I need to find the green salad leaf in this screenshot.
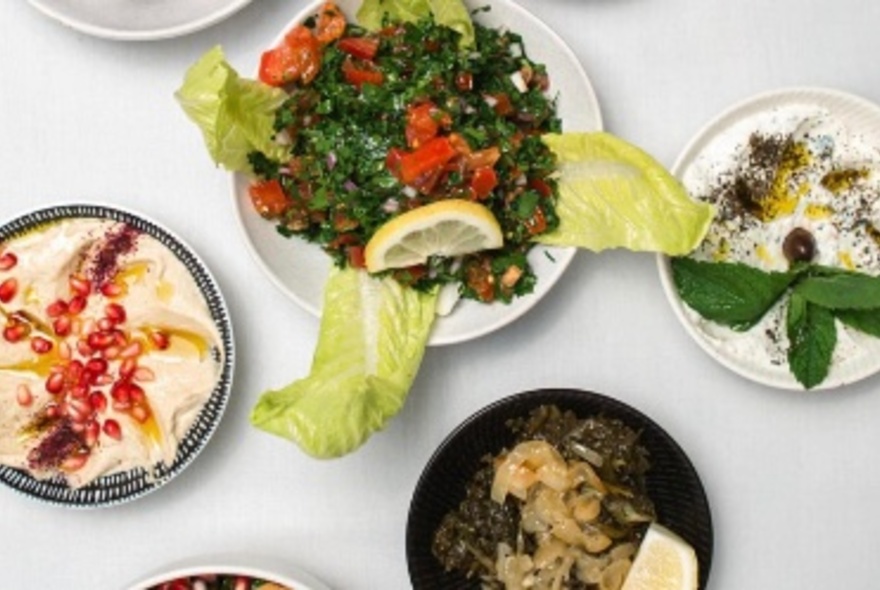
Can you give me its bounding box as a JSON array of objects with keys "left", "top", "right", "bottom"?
[
  {"left": 175, "top": 46, "right": 288, "bottom": 173},
  {"left": 356, "top": 0, "right": 475, "bottom": 47},
  {"left": 536, "top": 132, "right": 715, "bottom": 255},
  {"left": 250, "top": 267, "right": 438, "bottom": 458}
]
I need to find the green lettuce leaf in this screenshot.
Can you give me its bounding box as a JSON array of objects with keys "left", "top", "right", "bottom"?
[
  {"left": 250, "top": 267, "right": 438, "bottom": 458},
  {"left": 536, "top": 132, "right": 715, "bottom": 255},
  {"left": 356, "top": 0, "right": 475, "bottom": 47},
  {"left": 175, "top": 46, "right": 288, "bottom": 173}
]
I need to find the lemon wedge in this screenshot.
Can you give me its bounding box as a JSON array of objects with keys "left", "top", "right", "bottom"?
[
  {"left": 621, "top": 523, "right": 699, "bottom": 590},
  {"left": 364, "top": 199, "right": 503, "bottom": 273}
]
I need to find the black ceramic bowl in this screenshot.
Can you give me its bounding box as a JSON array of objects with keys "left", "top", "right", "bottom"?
[{"left": 406, "top": 388, "right": 713, "bottom": 589}]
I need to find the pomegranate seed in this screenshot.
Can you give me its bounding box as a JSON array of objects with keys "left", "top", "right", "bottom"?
[
  {"left": 69, "top": 274, "right": 91, "bottom": 297},
  {"left": 87, "top": 331, "right": 114, "bottom": 350},
  {"left": 150, "top": 331, "right": 170, "bottom": 350},
  {"left": 3, "top": 321, "right": 29, "bottom": 343},
  {"left": 111, "top": 329, "right": 128, "bottom": 347},
  {"left": 58, "top": 341, "right": 72, "bottom": 360},
  {"left": 0, "top": 252, "right": 17, "bottom": 271},
  {"left": 119, "top": 358, "right": 137, "bottom": 378},
  {"left": 89, "top": 391, "right": 107, "bottom": 413},
  {"left": 103, "top": 345, "right": 120, "bottom": 360},
  {"left": 53, "top": 316, "right": 72, "bottom": 337},
  {"left": 105, "top": 303, "right": 126, "bottom": 324},
  {"left": 97, "top": 318, "right": 114, "bottom": 331},
  {"left": 128, "top": 383, "right": 145, "bottom": 403},
  {"left": 130, "top": 405, "right": 149, "bottom": 423},
  {"left": 85, "top": 358, "right": 108, "bottom": 376},
  {"left": 45, "top": 404, "right": 60, "bottom": 419},
  {"left": 61, "top": 453, "right": 88, "bottom": 471},
  {"left": 16, "top": 384, "right": 33, "bottom": 407},
  {"left": 45, "top": 372, "right": 65, "bottom": 394},
  {"left": 70, "top": 317, "right": 83, "bottom": 335},
  {"left": 30, "top": 336, "right": 53, "bottom": 354},
  {"left": 46, "top": 299, "right": 68, "bottom": 317},
  {"left": 95, "top": 374, "right": 113, "bottom": 386},
  {"left": 67, "top": 295, "right": 87, "bottom": 316},
  {"left": 120, "top": 341, "right": 143, "bottom": 359},
  {"left": 0, "top": 278, "right": 18, "bottom": 303},
  {"left": 67, "top": 360, "right": 84, "bottom": 383},
  {"left": 84, "top": 420, "right": 100, "bottom": 447},
  {"left": 102, "top": 419, "right": 122, "bottom": 440},
  {"left": 79, "top": 370, "right": 96, "bottom": 387},
  {"left": 70, "top": 385, "right": 88, "bottom": 399},
  {"left": 100, "top": 281, "right": 126, "bottom": 298},
  {"left": 133, "top": 366, "right": 156, "bottom": 382},
  {"left": 81, "top": 317, "right": 96, "bottom": 335},
  {"left": 70, "top": 420, "right": 85, "bottom": 433},
  {"left": 69, "top": 396, "right": 92, "bottom": 415},
  {"left": 110, "top": 381, "right": 131, "bottom": 403},
  {"left": 76, "top": 339, "right": 93, "bottom": 357}
]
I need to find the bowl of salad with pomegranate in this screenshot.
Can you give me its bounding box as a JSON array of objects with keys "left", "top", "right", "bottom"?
[{"left": 177, "top": 0, "right": 713, "bottom": 458}]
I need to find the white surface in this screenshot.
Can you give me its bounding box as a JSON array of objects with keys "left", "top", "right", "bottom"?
[
  {"left": 659, "top": 87, "right": 880, "bottom": 391},
  {"left": 232, "top": 0, "right": 597, "bottom": 346},
  {"left": 1, "top": 1, "right": 879, "bottom": 589},
  {"left": 28, "top": 0, "right": 252, "bottom": 41}
]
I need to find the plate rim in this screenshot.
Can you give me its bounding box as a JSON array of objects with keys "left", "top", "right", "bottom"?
[
  {"left": 405, "top": 387, "right": 714, "bottom": 589},
  {"left": 657, "top": 85, "right": 880, "bottom": 391},
  {"left": 0, "top": 201, "right": 235, "bottom": 508},
  {"left": 229, "top": 0, "right": 601, "bottom": 347},
  {"left": 27, "top": 0, "right": 252, "bottom": 41}
]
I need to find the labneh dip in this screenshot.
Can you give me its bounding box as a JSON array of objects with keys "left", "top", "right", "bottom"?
[
  {"left": 0, "top": 218, "right": 223, "bottom": 488},
  {"left": 679, "top": 101, "right": 880, "bottom": 383}
]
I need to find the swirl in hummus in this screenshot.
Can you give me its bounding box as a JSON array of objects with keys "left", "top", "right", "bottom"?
[{"left": 0, "top": 218, "right": 223, "bottom": 488}]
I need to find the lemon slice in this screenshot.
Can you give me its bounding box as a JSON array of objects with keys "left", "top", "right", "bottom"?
[
  {"left": 364, "top": 199, "right": 503, "bottom": 273},
  {"left": 621, "top": 523, "right": 699, "bottom": 590}
]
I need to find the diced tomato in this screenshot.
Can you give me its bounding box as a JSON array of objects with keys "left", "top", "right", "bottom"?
[
  {"left": 385, "top": 147, "right": 405, "bottom": 176},
  {"left": 488, "top": 92, "right": 514, "bottom": 116},
  {"left": 314, "top": 1, "right": 346, "bottom": 44},
  {"left": 259, "top": 25, "right": 321, "bottom": 86},
  {"left": 524, "top": 206, "right": 548, "bottom": 235},
  {"left": 341, "top": 58, "right": 384, "bottom": 88},
  {"left": 465, "top": 258, "right": 496, "bottom": 303},
  {"left": 405, "top": 102, "right": 450, "bottom": 149},
  {"left": 393, "top": 265, "right": 428, "bottom": 285},
  {"left": 455, "top": 71, "right": 473, "bottom": 91},
  {"left": 464, "top": 146, "right": 501, "bottom": 170},
  {"left": 529, "top": 177, "right": 553, "bottom": 198},
  {"left": 470, "top": 167, "right": 498, "bottom": 200},
  {"left": 347, "top": 245, "right": 366, "bottom": 269},
  {"left": 337, "top": 36, "right": 380, "bottom": 60},
  {"left": 249, "top": 180, "right": 290, "bottom": 218},
  {"left": 397, "top": 137, "right": 457, "bottom": 185}
]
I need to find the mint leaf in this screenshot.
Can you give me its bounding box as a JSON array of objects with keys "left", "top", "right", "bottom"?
[
  {"left": 835, "top": 308, "right": 880, "bottom": 337},
  {"left": 793, "top": 272, "right": 880, "bottom": 310},
  {"left": 786, "top": 293, "right": 837, "bottom": 389},
  {"left": 670, "top": 258, "right": 798, "bottom": 330}
]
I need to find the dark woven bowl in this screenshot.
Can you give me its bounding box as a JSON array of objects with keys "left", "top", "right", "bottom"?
[
  {"left": 0, "top": 203, "right": 234, "bottom": 508},
  {"left": 406, "top": 388, "right": 713, "bottom": 589}
]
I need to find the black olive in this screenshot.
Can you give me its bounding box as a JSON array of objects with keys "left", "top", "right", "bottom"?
[{"left": 783, "top": 227, "right": 816, "bottom": 263}]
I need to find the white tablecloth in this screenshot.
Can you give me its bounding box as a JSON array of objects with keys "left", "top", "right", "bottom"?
[{"left": 1, "top": 1, "right": 879, "bottom": 588}]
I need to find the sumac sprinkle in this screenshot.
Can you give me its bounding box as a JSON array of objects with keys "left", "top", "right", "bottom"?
[
  {"left": 88, "top": 224, "right": 140, "bottom": 288},
  {"left": 27, "top": 421, "right": 85, "bottom": 471}
]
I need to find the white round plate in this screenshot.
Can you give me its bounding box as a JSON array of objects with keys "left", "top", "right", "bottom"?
[
  {"left": 232, "top": 0, "right": 602, "bottom": 346},
  {"left": 126, "top": 554, "right": 330, "bottom": 590},
  {"left": 658, "top": 87, "right": 880, "bottom": 390},
  {"left": 28, "top": 0, "right": 251, "bottom": 41}
]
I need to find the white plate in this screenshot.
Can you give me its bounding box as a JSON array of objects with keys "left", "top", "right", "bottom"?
[
  {"left": 658, "top": 87, "right": 880, "bottom": 390},
  {"left": 126, "top": 554, "right": 330, "bottom": 590},
  {"left": 28, "top": 0, "right": 251, "bottom": 41},
  {"left": 232, "top": 0, "right": 602, "bottom": 346}
]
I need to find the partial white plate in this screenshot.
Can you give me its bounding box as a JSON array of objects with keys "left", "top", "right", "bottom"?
[
  {"left": 658, "top": 87, "right": 880, "bottom": 390},
  {"left": 232, "top": 0, "right": 602, "bottom": 346},
  {"left": 28, "top": 0, "right": 252, "bottom": 41},
  {"left": 126, "top": 554, "right": 330, "bottom": 590}
]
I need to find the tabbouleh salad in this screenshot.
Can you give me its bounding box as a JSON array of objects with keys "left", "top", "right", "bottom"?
[{"left": 246, "top": 1, "right": 562, "bottom": 304}]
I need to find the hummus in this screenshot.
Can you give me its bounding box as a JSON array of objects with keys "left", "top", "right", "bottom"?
[
  {"left": 680, "top": 103, "right": 880, "bottom": 384},
  {"left": 0, "top": 218, "right": 223, "bottom": 488}
]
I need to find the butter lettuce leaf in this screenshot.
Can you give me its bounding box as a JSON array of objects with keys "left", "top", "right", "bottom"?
[
  {"left": 250, "top": 267, "right": 437, "bottom": 458},
  {"left": 536, "top": 132, "right": 715, "bottom": 255},
  {"left": 175, "top": 46, "right": 288, "bottom": 173},
  {"left": 356, "top": 0, "right": 474, "bottom": 47}
]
